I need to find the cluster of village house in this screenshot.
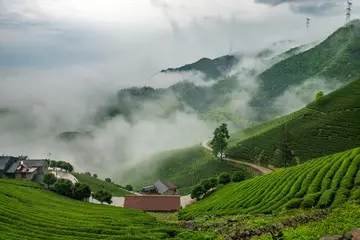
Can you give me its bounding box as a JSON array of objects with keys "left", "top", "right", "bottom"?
[
  {"left": 0, "top": 156, "right": 48, "bottom": 181},
  {"left": 0, "top": 156, "right": 184, "bottom": 212}
]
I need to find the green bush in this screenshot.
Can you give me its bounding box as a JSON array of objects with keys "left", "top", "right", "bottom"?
[
  {"left": 301, "top": 193, "right": 322, "bottom": 209},
  {"left": 54, "top": 179, "right": 73, "bottom": 196},
  {"left": 332, "top": 188, "right": 350, "bottom": 207},
  {"left": 283, "top": 198, "right": 303, "bottom": 209},
  {"left": 350, "top": 188, "right": 360, "bottom": 201},
  {"left": 219, "top": 173, "right": 231, "bottom": 185},
  {"left": 200, "top": 179, "right": 212, "bottom": 191},
  {"left": 232, "top": 170, "right": 246, "bottom": 182},
  {"left": 318, "top": 190, "right": 336, "bottom": 208},
  {"left": 191, "top": 185, "right": 205, "bottom": 200}
]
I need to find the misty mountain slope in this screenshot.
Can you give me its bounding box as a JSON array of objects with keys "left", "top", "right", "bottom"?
[
  {"left": 179, "top": 147, "right": 360, "bottom": 220},
  {"left": 72, "top": 173, "right": 133, "bottom": 197},
  {"left": 226, "top": 77, "right": 360, "bottom": 168},
  {"left": 0, "top": 179, "right": 214, "bottom": 239},
  {"left": 254, "top": 19, "right": 360, "bottom": 105},
  {"left": 161, "top": 55, "right": 240, "bottom": 80},
  {"left": 117, "top": 146, "right": 254, "bottom": 195}
]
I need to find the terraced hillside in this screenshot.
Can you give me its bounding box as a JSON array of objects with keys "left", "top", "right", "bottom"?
[
  {"left": 254, "top": 19, "right": 360, "bottom": 104},
  {"left": 118, "top": 146, "right": 254, "bottom": 195},
  {"left": 179, "top": 148, "right": 360, "bottom": 220},
  {"left": 72, "top": 173, "right": 133, "bottom": 197},
  {"left": 227, "top": 77, "right": 360, "bottom": 167},
  {"left": 0, "top": 179, "right": 217, "bottom": 240}
]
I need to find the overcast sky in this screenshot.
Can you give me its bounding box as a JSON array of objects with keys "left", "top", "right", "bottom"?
[{"left": 0, "top": 0, "right": 357, "bottom": 72}]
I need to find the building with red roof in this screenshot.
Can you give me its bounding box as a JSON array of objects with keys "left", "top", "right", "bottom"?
[{"left": 124, "top": 195, "right": 181, "bottom": 212}]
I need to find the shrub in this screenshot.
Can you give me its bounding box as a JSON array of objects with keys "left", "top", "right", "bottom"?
[
  {"left": 105, "top": 178, "right": 111, "bottom": 183},
  {"left": 301, "top": 193, "right": 322, "bottom": 209},
  {"left": 283, "top": 198, "right": 303, "bottom": 209},
  {"left": 318, "top": 190, "right": 336, "bottom": 208},
  {"left": 92, "top": 190, "right": 112, "bottom": 204},
  {"left": 72, "top": 182, "right": 91, "bottom": 200},
  {"left": 332, "top": 188, "right": 349, "bottom": 207},
  {"left": 125, "top": 185, "right": 133, "bottom": 191},
  {"left": 42, "top": 172, "right": 57, "bottom": 188},
  {"left": 191, "top": 185, "right": 205, "bottom": 200},
  {"left": 200, "top": 179, "right": 212, "bottom": 191},
  {"left": 93, "top": 174, "right": 98, "bottom": 178},
  {"left": 219, "top": 173, "right": 231, "bottom": 185},
  {"left": 350, "top": 188, "right": 360, "bottom": 201},
  {"left": 55, "top": 179, "right": 73, "bottom": 196},
  {"left": 232, "top": 170, "right": 246, "bottom": 182},
  {"left": 209, "top": 177, "right": 218, "bottom": 188}
]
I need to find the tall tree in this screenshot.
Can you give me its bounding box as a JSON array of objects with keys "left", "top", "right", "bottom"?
[
  {"left": 211, "top": 123, "right": 230, "bottom": 160},
  {"left": 72, "top": 182, "right": 91, "bottom": 201},
  {"left": 92, "top": 190, "right": 112, "bottom": 204}
]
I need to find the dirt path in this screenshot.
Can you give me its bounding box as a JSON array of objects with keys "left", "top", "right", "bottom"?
[{"left": 201, "top": 140, "right": 273, "bottom": 175}]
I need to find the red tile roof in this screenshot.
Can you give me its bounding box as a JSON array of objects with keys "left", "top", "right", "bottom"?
[
  {"left": 166, "top": 181, "right": 177, "bottom": 189},
  {"left": 124, "top": 195, "right": 181, "bottom": 212}
]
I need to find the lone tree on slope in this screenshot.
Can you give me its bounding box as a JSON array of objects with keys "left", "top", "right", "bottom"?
[
  {"left": 211, "top": 123, "right": 230, "bottom": 160},
  {"left": 92, "top": 190, "right": 112, "bottom": 204},
  {"left": 42, "top": 172, "right": 57, "bottom": 188},
  {"left": 315, "top": 91, "right": 324, "bottom": 102}
]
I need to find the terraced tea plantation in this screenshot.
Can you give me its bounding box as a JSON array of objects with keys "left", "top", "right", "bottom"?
[
  {"left": 179, "top": 148, "right": 360, "bottom": 220},
  {"left": 72, "top": 173, "right": 132, "bottom": 197},
  {"left": 118, "top": 146, "right": 253, "bottom": 194},
  {"left": 0, "top": 179, "right": 216, "bottom": 240},
  {"left": 226, "top": 77, "right": 360, "bottom": 167}
]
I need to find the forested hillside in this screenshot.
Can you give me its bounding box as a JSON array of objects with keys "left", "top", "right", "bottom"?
[
  {"left": 254, "top": 19, "right": 360, "bottom": 105},
  {"left": 227, "top": 77, "right": 360, "bottom": 167}
]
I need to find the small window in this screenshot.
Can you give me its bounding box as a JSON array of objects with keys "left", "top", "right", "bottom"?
[{"left": 21, "top": 173, "right": 26, "bottom": 178}]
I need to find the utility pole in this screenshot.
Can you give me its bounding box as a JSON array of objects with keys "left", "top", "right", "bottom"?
[
  {"left": 306, "top": 17, "right": 310, "bottom": 29},
  {"left": 346, "top": 0, "right": 353, "bottom": 23}
]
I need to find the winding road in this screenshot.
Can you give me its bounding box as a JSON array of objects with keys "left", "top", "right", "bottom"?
[{"left": 201, "top": 140, "right": 273, "bottom": 175}]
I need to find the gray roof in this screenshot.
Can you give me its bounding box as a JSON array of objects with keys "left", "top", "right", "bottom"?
[
  {"left": 23, "top": 159, "right": 47, "bottom": 167},
  {"left": 6, "top": 161, "right": 20, "bottom": 173},
  {"left": 0, "top": 157, "right": 11, "bottom": 170},
  {"left": 142, "top": 185, "right": 156, "bottom": 191},
  {"left": 154, "top": 180, "right": 170, "bottom": 194}
]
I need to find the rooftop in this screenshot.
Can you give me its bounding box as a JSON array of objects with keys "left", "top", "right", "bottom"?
[{"left": 124, "top": 195, "right": 181, "bottom": 212}]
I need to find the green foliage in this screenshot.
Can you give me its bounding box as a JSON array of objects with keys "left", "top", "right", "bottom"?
[
  {"left": 105, "top": 178, "right": 111, "bottom": 183},
  {"left": 227, "top": 77, "right": 360, "bottom": 168},
  {"left": 200, "top": 179, "right": 212, "bottom": 191},
  {"left": 191, "top": 185, "right": 205, "bottom": 200},
  {"left": 50, "top": 160, "right": 74, "bottom": 172},
  {"left": 210, "top": 177, "right": 219, "bottom": 189},
  {"left": 71, "top": 182, "right": 91, "bottom": 200},
  {"left": 0, "top": 180, "right": 214, "bottom": 239},
  {"left": 17, "top": 155, "right": 29, "bottom": 160},
  {"left": 92, "top": 190, "right": 112, "bottom": 204},
  {"left": 179, "top": 148, "right": 360, "bottom": 220},
  {"left": 93, "top": 174, "right": 98, "bottom": 178},
  {"left": 73, "top": 173, "right": 132, "bottom": 197},
  {"left": 125, "top": 184, "right": 133, "bottom": 191},
  {"left": 315, "top": 91, "right": 325, "bottom": 102},
  {"left": 211, "top": 123, "right": 230, "bottom": 160},
  {"left": 54, "top": 179, "right": 73, "bottom": 196},
  {"left": 232, "top": 170, "right": 246, "bottom": 183},
  {"left": 256, "top": 202, "right": 360, "bottom": 240},
  {"left": 218, "top": 173, "right": 231, "bottom": 185},
  {"left": 118, "top": 146, "right": 252, "bottom": 195},
  {"left": 42, "top": 172, "right": 57, "bottom": 188}
]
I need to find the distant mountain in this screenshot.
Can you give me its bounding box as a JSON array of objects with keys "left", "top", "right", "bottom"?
[
  {"left": 161, "top": 55, "right": 240, "bottom": 80},
  {"left": 254, "top": 20, "right": 360, "bottom": 106}
]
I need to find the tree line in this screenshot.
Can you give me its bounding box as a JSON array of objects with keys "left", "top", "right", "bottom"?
[
  {"left": 49, "top": 160, "right": 74, "bottom": 172},
  {"left": 42, "top": 172, "right": 112, "bottom": 204}
]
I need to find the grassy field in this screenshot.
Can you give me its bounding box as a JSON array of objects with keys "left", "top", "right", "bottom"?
[
  {"left": 179, "top": 147, "right": 360, "bottom": 220},
  {"left": 226, "top": 77, "right": 360, "bottom": 167},
  {"left": 73, "top": 173, "right": 133, "bottom": 197},
  {"left": 0, "top": 179, "right": 219, "bottom": 240},
  {"left": 118, "top": 146, "right": 254, "bottom": 195}
]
